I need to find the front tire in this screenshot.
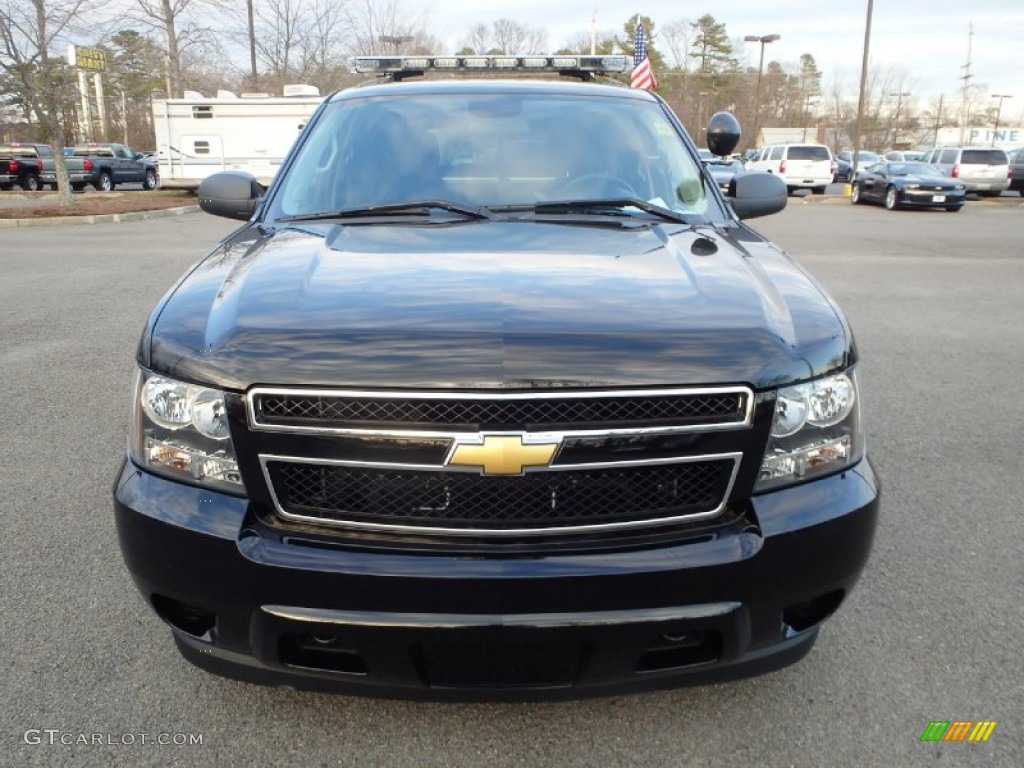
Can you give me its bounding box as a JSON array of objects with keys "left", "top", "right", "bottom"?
[
  {"left": 143, "top": 169, "right": 158, "bottom": 190},
  {"left": 97, "top": 171, "right": 113, "bottom": 192},
  {"left": 946, "top": 205, "right": 962, "bottom": 212},
  {"left": 812, "top": 186, "right": 826, "bottom": 195},
  {"left": 884, "top": 186, "right": 899, "bottom": 211},
  {"left": 850, "top": 184, "right": 862, "bottom": 204}
]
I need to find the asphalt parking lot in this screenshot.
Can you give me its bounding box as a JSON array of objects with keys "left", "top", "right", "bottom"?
[{"left": 2, "top": 199, "right": 1022, "bottom": 767}]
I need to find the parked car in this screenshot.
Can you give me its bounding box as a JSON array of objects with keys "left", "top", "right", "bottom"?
[
  {"left": 1007, "top": 147, "right": 1024, "bottom": 195},
  {"left": 851, "top": 161, "right": 966, "bottom": 211},
  {"left": 834, "top": 150, "right": 879, "bottom": 183},
  {"left": 883, "top": 150, "right": 924, "bottom": 162},
  {"left": 114, "top": 54, "right": 877, "bottom": 699},
  {"left": 704, "top": 157, "right": 745, "bottom": 193},
  {"left": 745, "top": 142, "right": 834, "bottom": 195},
  {"left": 70, "top": 142, "right": 159, "bottom": 191},
  {"left": 919, "top": 146, "right": 1010, "bottom": 196}
]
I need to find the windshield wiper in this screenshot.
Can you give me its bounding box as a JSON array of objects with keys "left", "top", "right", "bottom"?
[
  {"left": 497, "top": 198, "right": 696, "bottom": 225},
  {"left": 278, "top": 200, "right": 495, "bottom": 222}
]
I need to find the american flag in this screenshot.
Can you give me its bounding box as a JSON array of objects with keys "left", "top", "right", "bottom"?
[{"left": 630, "top": 20, "right": 656, "bottom": 90}]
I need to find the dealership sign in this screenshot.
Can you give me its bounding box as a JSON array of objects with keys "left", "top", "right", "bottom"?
[{"left": 936, "top": 127, "right": 1022, "bottom": 148}]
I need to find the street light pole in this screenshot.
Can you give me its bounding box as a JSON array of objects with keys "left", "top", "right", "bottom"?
[
  {"left": 743, "top": 34, "right": 780, "bottom": 148},
  {"left": 991, "top": 94, "right": 1012, "bottom": 145},
  {"left": 379, "top": 35, "right": 414, "bottom": 53}
]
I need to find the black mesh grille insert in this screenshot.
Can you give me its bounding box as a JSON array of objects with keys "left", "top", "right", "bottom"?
[
  {"left": 254, "top": 391, "right": 746, "bottom": 431},
  {"left": 266, "top": 460, "right": 734, "bottom": 531}
]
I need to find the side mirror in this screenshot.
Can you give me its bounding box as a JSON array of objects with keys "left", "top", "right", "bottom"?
[
  {"left": 728, "top": 172, "right": 787, "bottom": 220},
  {"left": 706, "top": 112, "right": 741, "bottom": 158},
  {"left": 198, "top": 171, "right": 262, "bottom": 220}
]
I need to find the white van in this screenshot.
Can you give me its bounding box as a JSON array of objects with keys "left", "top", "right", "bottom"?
[{"left": 747, "top": 143, "right": 834, "bottom": 195}]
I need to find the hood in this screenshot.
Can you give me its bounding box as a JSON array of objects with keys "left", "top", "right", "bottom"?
[{"left": 145, "top": 219, "right": 851, "bottom": 391}]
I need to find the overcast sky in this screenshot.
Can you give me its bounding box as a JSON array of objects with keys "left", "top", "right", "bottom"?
[{"left": 422, "top": 0, "right": 1024, "bottom": 123}]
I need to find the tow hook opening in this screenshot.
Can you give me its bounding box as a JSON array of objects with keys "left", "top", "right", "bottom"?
[
  {"left": 151, "top": 594, "right": 216, "bottom": 638},
  {"left": 635, "top": 629, "right": 722, "bottom": 672},
  {"left": 783, "top": 589, "right": 845, "bottom": 633},
  {"left": 279, "top": 633, "right": 369, "bottom": 675}
]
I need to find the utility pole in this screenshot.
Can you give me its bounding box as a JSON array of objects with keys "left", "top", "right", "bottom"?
[
  {"left": 247, "top": 0, "right": 258, "bottom": 90},
  {"left": 852, "top": 0, "right": 873, "bottom": 182},
  {"left": 933, "top": 93, "right": 943, "bottom": 146},
  {"left": 887, "top": 91, "right": 910, "bottom": 148},
  {"left": 958, "top": 21, "right": 974, "bottom": 145},
  {"left": 991, "top": 94, "right": 1012, "bottom": 145}
]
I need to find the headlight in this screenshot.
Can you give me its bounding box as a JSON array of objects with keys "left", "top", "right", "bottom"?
[
  {"left": 130, "top": 369, "right": 243, "bottom": 493},
  {"left": 905, "top": 183, "right": 920, "bottom": 190},
  {"left": 755, "top": 369, "right": 863, "bottom": 492}
]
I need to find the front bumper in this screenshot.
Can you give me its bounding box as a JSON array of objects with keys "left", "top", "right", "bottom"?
[
  {"left": 899, "top": 190, "right": 966, "bottom": 208},
  {"left": 114, "top": 458, "right": 879, "bottom": 700}
]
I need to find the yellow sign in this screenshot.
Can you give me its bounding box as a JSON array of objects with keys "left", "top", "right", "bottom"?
[
  {"left": 448, "top": 435, "right": 559, "bottom": 475},
  {"left": 68, "top": 45, "right": 106, "bottom": 71}
]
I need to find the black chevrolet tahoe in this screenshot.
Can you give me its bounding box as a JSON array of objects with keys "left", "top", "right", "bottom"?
[{"left": 114, "top": 55, "right": 878, "bottom": 700}]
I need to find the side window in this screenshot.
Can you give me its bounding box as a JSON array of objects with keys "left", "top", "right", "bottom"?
[
  {"left": 770, "top": 146, "right": 784, "bottom": 160},
  {"left": 940, "top": 149, "right": 958, "bottom": 164}
]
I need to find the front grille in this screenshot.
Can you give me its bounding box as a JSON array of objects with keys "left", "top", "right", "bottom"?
[
  {"left": 251, "top": 389, "right": 748, "bottom": 432},
  {"left": 264, "top": 459, "right": 735, "bottom": 533}
]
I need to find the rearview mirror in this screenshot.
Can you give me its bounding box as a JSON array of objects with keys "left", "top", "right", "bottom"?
[
  {"left": 198, "top": 171, "right": 262, "bottom": 220},
  {"left": 728, "top": 172, "right": 787, "bottom": 220}
]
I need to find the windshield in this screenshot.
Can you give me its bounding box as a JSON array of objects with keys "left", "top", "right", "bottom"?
[
  {"left": 889, "top": 162, "right": 941, "bottom": 176},
  {"left": 270, "top": 90, "right": 714, "bottom": 221},
  {"left": 787, "top": 146, "right": 830, "bottom": 161},
  {"left": 960, "top": 149, "right": 1007, "bottom": 165}
]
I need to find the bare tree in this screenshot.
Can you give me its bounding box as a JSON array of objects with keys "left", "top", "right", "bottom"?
[
  {"left": 253, "top": 0, "right": 303, "bottom": 82},
  {"left": 555, "top": 29, "right": 617, "bottom": 55},
  {"left": 131, "top": 0, "right": 215, "bottom": 97},
  {"left": 341, "top": 0, "right": 427, "bottom": 55},
  {"left": 457, "top": 19, "right": 546, "bottom": 55},
  {"left": 1, "top": 0, "right": 100, "bottom": 204},
  {"left": 458, "top": 22, "right": 489, "bottom": 55},
  {"left": 659, "top": 19, "right": 692, "bottom": 71}
]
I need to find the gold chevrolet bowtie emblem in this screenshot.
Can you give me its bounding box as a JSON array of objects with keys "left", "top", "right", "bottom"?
[{"left": 447, "top": 435, "right": 559, "bottom": 475}]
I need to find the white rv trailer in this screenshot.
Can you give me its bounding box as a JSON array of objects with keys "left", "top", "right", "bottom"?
[{"left": 152, "top": 85, "right": 324, "bottom": 189}]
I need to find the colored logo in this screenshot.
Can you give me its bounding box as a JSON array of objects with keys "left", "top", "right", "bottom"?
[
  {"left": 920, "top": 721, "right": 996, "bottom": 743},
  {"left": 447, "top": 434, "right": 559, "bottom": 475}
]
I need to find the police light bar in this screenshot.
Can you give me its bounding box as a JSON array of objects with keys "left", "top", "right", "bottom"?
[{"left": 350, "top": 55, "right": 629, "bottom": 76}]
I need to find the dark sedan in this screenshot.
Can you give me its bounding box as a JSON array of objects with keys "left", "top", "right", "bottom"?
[
  {"left": 834, "top": 150, "right": 879, "bottom": 183},
  {"left": 704, "top": 158, "right": 745, "bottom": 193},
  {"left": 851, "top": 161, "right": 966, "bottom": 211}
]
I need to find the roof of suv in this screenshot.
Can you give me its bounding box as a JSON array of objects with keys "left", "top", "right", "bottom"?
[{"left": 329, "top": 77, "right": 655, "bottom": 103}]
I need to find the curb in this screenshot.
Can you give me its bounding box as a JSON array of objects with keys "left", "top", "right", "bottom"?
[{"left": 0, "top": 204, "right": 199, "bottom": 228}]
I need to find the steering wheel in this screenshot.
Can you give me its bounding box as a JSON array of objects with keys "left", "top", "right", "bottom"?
[{"left": 557, "top": 173, "right": 639, "bottom": 200}]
